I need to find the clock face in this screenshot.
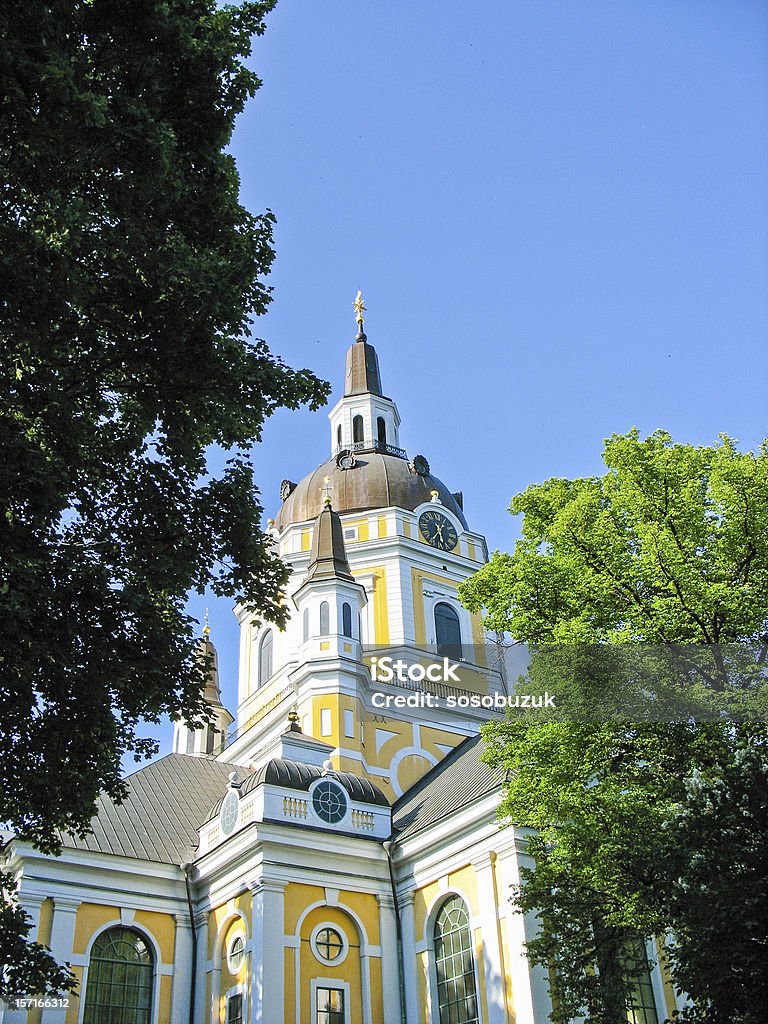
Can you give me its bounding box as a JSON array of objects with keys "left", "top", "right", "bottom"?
[{"left": 418, "top": 510, "right": 458, "bottom": 551}]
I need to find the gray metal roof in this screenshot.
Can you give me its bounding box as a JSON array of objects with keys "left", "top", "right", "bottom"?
[
  {"left": 392, "top": 735, "right": 504, "bottom": 842},
  {"left": 59, "top": 754, "right": 242, "bottom": 865}
]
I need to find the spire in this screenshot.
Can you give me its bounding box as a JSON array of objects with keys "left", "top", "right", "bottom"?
[
  {"left": 304, "top": 497, "right": 355, "bottom": 585},
  {"left": 344, "top": 290, "right": 383, "bottom": 397},
  {"left": 198, "top": 622, "right": 223, "bottom": 705}
]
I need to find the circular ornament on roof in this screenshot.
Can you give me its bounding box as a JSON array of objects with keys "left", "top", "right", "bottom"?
[
  {"left": 311, "top": 778, "right": 349, "bottom": 824},
  {"left": 219, "top": 789, "right": 240, "bottom": 837},
  {"left": 280, "top": 479, "right": 297, "bottom": 502},
  {"left": 410, "top": 454, "right": 430, "bottom": 476},
  {"left": 335, "top": 449, "right": 357, "bottom": 471}
]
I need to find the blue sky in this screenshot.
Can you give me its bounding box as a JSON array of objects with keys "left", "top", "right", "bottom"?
[{"left": 148, "top": 1, "right": 768, "bottom": 759}]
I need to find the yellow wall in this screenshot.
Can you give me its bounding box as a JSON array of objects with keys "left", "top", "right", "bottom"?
[{"left": 345, "top": 518, "right": 370, "bottom": 542}]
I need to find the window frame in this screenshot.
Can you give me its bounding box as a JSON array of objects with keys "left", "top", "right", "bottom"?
[
  {"left": 341, "top": 602, "right": 353, "bottom": 638},
  {"left": 227, "top": 931, "right": 247, "bottom": 975},
  {"left": 224, "top": 984, "right": 246, "bottom": 1024},
  {"left": 310, "top": 922, "right": 349, "bottom": 967},
  {"left": 433, "top": 601, "right": 463, "bottom": 660},
  {"left": 310, "top": 978, "right": 350, "bottom": 1024},
  {"left": 258, "top": 629, "right": 273, "bottom": 687}
]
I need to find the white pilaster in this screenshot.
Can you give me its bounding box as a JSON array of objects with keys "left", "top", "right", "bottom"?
[
  {"left": 473, "top": 852, "right": 508, "bottom": 1024},
  {"left": 497, "top": 840, "right": 552, "bottom": 1024},
  {"left": 193, "top": 910, "right": 208, "bottom": 1024},
  {"left": 250, "top": 880, "right": 285, "bottom": 1024},
  {"left": 399, "top": 891, "right": 420, "bottom": 1024},
  {"left": 40, "top": 898, "right": 79, "bottom": 1024},
  {"left": 1, "top": 895, "right": 46, "bottom": 1024},
  {"left": 377, "top": 894, "right": 401, "bottom": 1024},
  {"left": 170, "top": 915, "right": 194, "bottom": 1024}
]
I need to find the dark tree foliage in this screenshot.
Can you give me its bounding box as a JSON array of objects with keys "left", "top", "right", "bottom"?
[{"left": 0, "top": 0, "right": 328, "bottom": 995}]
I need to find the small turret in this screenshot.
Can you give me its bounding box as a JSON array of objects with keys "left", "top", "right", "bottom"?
[
  {"left": 173, "top": 617, "right": 234, "bottom": 757},
  {"left": 293, "top": 493, "right": 367, "bottom": 659},
  {"left": 303, "top": 489, "right": 356, "bottom": 585}
]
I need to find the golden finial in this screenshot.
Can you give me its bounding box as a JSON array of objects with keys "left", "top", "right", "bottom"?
[
  {"left": 353, "top": 290, "right": 366, "bottom": 327},
  {"left": 430, "top": 489, "right": 440, "bottom": 503},
  {"left": 203, "top": 608, "right": 211, "bottom": 637},
  {"left": 322, "top": 475, "right": 333, "bottom": 507}
]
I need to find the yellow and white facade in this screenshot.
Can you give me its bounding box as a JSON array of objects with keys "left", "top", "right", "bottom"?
[{"left": 2, "top": 314, "right": 681, "bottom": 1024}]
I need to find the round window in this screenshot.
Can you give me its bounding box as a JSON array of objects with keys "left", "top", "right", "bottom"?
[
  {"left": 314, "top": 927, "right": 343, "bottom": 962},
  {"left": 310, "top": 923, "right": 348, "bottom": 966},
  {"left": 311, "top": 779, "right": 348, "bottom": 824},
  {"left": 220, "top": 790, "right": 240, "bottom": 837},
  {"left": 228, "top": 934, "right": 245, "bottom": 973}
]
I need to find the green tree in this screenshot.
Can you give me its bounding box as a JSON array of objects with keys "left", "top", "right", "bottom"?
[
  {"left": 0, "top": 0, "right": 328, "bottom": 997},
  {"left": 459, "top": 431, "right": 768, "bottom": 1024}
]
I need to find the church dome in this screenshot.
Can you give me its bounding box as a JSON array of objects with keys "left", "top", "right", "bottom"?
[{"left": 274, "top": 452, "right": 467, "bottom": 531}]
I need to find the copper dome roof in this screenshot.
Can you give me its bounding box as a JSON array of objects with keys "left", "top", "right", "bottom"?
[{"left": 274, "top": 452, "right": 467, "bottom": 531}]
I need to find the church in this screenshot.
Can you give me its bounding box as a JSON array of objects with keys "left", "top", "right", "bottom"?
[{"left": 3, "top": 301, "right": 679, "bottom": 1024}]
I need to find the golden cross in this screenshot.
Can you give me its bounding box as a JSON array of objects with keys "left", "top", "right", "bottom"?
[
  {"left": 321, "top": 475, "right": 333, "bottom": 506},
  {"left": 354, "top": 290, "right": 366, "bottom": 326}
]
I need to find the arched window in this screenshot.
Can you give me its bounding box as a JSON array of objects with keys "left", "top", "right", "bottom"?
[
  {"left": 623, "top": 938, "right": 660, "bottom": 1024},
  {"left": 83, "top": 927, "right": 154, "bottom": 1024},
  {"left": 352, "top": 415, "right": 364, "bottom": 443},
  {"left": 336, "top": 424, "right": 342, "bottom": 448},
  {"left": 258, "top": 630, "right": 273, "bottom": 686},
  {"left": 433, "top": 896, "right": 479, "bottom": 1024},
  {"left": 319, "top": 601, "right": 330, "bottom": 636},
  {"left": 434, "top": 602, "right": 462, "bottom": 659},
  {"left": 303, "top": 608, "right": 309, "bottom": 643},
  {"left": 377, "top": 415, "right": 387, "bottom": 444},
  {"left": 342, "top": 602, "right": 352, "bottom": 638}
]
